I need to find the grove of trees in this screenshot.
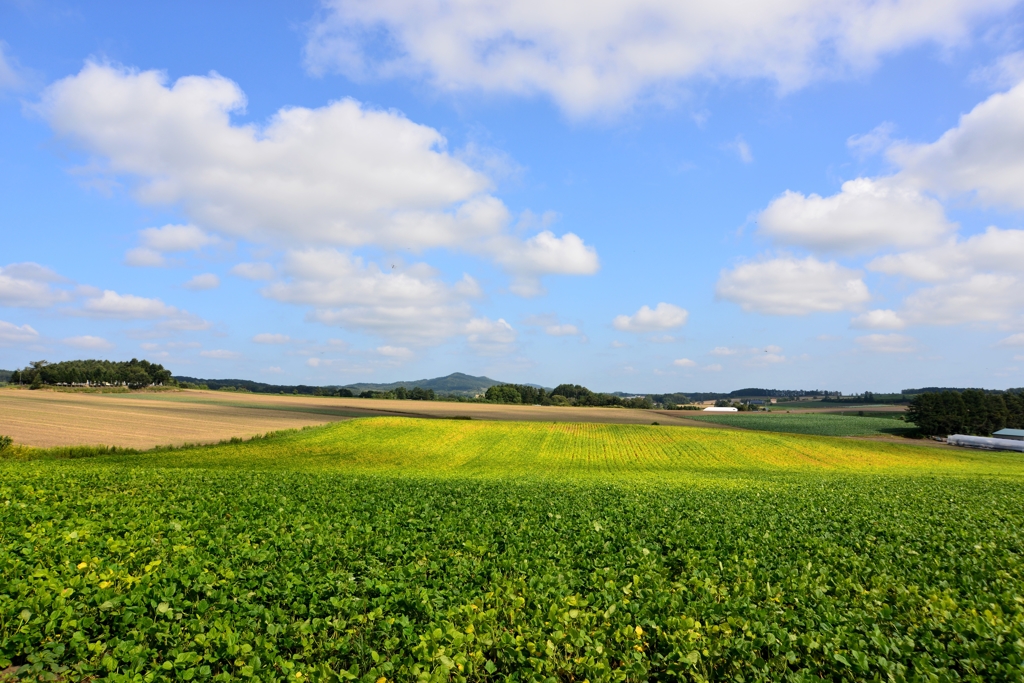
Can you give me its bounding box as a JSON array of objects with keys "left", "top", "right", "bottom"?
[
  {"left": 10, "top": 359, "right": 173, "bottom": 388},
  {"left": 484, "top": 383, "right": 653, "bottom": 409},
  {"left": 907, "top": 389, "right": 1024, "bottom": 437},
  {"left": 358, "top": 386, "right": 436, "bottom": 400}
]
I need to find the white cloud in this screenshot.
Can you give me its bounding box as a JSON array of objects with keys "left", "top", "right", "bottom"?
[
  {"left": 124, "top": 248, "right": 167, "bottom": 268},
  {"left": 82, "top": 290, "right": 177, "bottom": 319},
  {"left": 716, "top": 256, "right": 870, "bottom": 315},
  {"left": 901, "top": 274, "right": 1024, "bottom": 325},
  {"left": 230, "top": 262, "right": 276, "bottom": 281},
  {"left": 266, "top": 366, "right": 283, "bottom": 373},
  {"left": 140, "top": 224, "right": 220, "bottom": 252},
  {"left": 613, "top": 302, "right": 688, "bottom": 332},
  {"left": 710, "top": 346, "right": 739, "bottom": 356},
  {"left": 490, "top": 230, "right": 599, "bottom": 296},
  {"left": 545, "top": 324, "right": 580, "bottom": 336},
  {"left": 78, "top": 290, "right": 209, "bottom": 333},
  {"left": 183, "top": 273, "right": 220, "bottom": 290},
  {"left": 997, "top": 333, "right": 1024, "bottom": 346},
  {"left": 63, "top": 335, "right": 114, "bottom": 350},
  {"left": 758, "top": 178, "right": 953, "bottom": 254},
  {"left": 127, "top": 225, "right": 221, "bottom": 266},
  {"left": 200, "top": 349, "right": 241, "bottom": 359},
  {"left": 40, "top": 63, "right": 596, "bottom": 286},
  {"left": 847, "top": 121, "right": 895, "bottom": 159},
  {"left": 971, "top": 50, "right": 1024, "bottom": 89},
  {"left": 253, "top": 333, "right": 291, "bottom": 344},
  {"left": 725, "top": 135, "right": 753, "bottom": 163},
  {"left": 704, "top": 364, "right": 723, "bottom": 372},
  {"left": 0, "top": 263, "right": 73, "bottom": 308},
  {"left": 377, "top": 345, "right": 413, "bottom": 359},
  {"left": 856, "top": 333, "right": 916, "bottom": 353},
  {"left": 263, "top": 248, "right": 476, "bottom": 344},
  {"left": 0, "top": 43, "right": 23, "bottom": 92},
  {"left": 40, "top": 64, "right": 486, "bottom": 248},
  {"left": 523, "top": 313, "right": 584, "bottom": 337},
  {"left": 305, "top": 0, "right": 1014, "bottom": 116},
  {"left": 673, "top": 358, "right": 697, "bottom": 367},
  {"left": 755, "top": 80, "right": 1024, "bottom": 329},
  {"left": 890, "top": 80, "right": 1024, "bottom": 210},
  {"left": 868, "top": 227, "right": 1024, "bottom": 282},
  {"left": 0, "top": 320, "right": 39, "bottom": 345},
  {"left": 465, "top": 317, "right": 517, "bottom": 355},
  {"left": 851, "top": 309, "right": 906, "bottom": 329}
]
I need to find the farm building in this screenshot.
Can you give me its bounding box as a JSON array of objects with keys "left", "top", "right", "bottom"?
[
  {"left": 947, "top": 434, "right": 1024, "bottom": 453},
  {"left": 703, "top": 406, "right": 739, "bottom": 412},
  {"left": 993, "top": 428, "right": 1024, "bottom": 441}
]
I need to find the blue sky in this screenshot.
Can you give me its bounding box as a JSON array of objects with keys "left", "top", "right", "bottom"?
[{"left": 3, "top": 1, "right": 1024, "bottom": 392}]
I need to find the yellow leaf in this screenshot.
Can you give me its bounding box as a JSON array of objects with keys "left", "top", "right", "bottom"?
[
  {"left": 77, "top": 561, "right": 88, "bottom": 570},
  {"left": 635, "top": 625, "right": 644, "bottom": 637}
]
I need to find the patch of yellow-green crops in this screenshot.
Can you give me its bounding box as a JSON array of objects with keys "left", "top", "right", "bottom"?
[
  {"left": 2, "top": 418, "right": 1024, "bottom": 682},
  {"left": 80, "top": 417, "right": 1024, "bottom": 480}
]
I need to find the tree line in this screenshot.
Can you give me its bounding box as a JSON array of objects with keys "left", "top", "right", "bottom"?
[
  {"left": 10, "top": 359, "right": 173, "bottom": 388},
  {"left": 485, "top": 383, "right": 653, "bottom": 409},
  {"left": 354, "top": 387, "right": 436, "bottom": 401},
  {"left": 907, "top": 389, "right": 1024, "bottom": 437}
]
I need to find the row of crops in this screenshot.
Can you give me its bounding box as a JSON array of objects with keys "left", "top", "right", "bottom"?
[{"left": 2, "top": 419, "right": 1023, "bottom": 681}]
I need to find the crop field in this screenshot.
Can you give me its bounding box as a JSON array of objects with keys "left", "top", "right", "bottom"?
[
  {"left": 0, "top": 389, "right": 362, "bottom": 449},
  {"left": 681, "top": 412, "right": 917, "bottom": 437},
  {"left": 3, "top": 418, "right": 1024, "bottom": 681},
  {"left": 0, "top": 388, "right": 724, "bottom": 449}
]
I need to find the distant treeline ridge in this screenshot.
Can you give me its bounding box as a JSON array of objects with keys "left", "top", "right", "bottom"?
[{"left": 908, "top": 389, "right": 1024, "bottom": 437}]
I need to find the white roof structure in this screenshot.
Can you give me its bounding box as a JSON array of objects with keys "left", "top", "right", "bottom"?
[
  {"left": 703, "top": 406, "right": 739, "bottom": 412},
  {"left": 947, "top": 434, "right": 1024, "bottom": 453}
]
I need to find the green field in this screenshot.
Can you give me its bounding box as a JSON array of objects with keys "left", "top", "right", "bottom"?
[
  {"left": 3, "top": 418, "right": 1024, "bottom": 681},
  {"left": 682, "top": 412, "right": 917, "bottom": 437}
]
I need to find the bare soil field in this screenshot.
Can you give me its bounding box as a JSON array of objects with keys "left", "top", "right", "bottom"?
[
  {"left": 0, "top": 389, "right": 358, "bottom": 449},
  {"left": 0, "top": 388, "right": 728, "bottom": 448}
]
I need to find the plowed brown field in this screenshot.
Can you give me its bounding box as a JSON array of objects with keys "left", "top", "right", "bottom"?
[{"left": 0, "top": 388, "right": 724, "bottom": 448}]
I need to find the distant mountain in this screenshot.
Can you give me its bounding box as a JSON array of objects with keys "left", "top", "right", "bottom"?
[
  {"left": 342, "top": 372, "right": 502, "bottom": 397},
  {"left": 171, "top": 372, "right": 503, "bottom": 397}
]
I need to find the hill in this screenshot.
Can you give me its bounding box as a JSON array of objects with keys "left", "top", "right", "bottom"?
[
  {"left": 172, "top": 372, "right": 503, "bottom": 397},
  {"left": 341, "top": 372, "right": 502, "bottom": 396}
]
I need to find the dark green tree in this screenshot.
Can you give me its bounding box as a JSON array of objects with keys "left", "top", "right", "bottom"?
[{"left": 485, "top": 385, "right": 523, "bottom": 404}]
